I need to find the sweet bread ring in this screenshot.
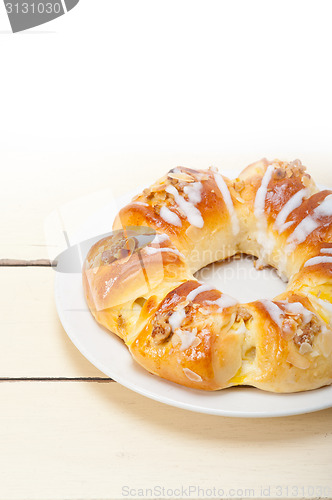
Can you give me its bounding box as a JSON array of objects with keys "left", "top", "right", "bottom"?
[{"left": 83, "top": 159, "right": 332, "bottom": 392}]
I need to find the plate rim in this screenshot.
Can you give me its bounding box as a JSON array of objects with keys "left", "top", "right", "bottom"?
[{"left": 54, "top": 279, "right": 332, "bottom": 418}]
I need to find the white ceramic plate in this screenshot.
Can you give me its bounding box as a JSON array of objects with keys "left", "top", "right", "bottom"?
[{"left": 54, "top": 173, "right": 332, "bottom": 418}]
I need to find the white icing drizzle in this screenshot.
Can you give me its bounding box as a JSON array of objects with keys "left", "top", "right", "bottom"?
[
  {"left": 286, "top": 193, "right": 332, "bottom": 253},
  {"left": 183, "top": 182, "right": 202, "bottom": 204},
  {"left": 168, "top": 284, "right": 213, "bottom": 335},
  {"left": 151, "top": 234, "right": 170, "bottom": 244},
  {"left": 254, "top": 164, "right": 275, "bottom": 261},
  {"left": 131, "top": 201, "right": 149, "bottom": 207},
  {"left": 187, "top": 284, "right": 214, "bottom": 302},
  {"left": 165, "top": 184, "right": 204, "bottom": 228},
  {"left": 159, "top": 206, "right": 182, "bottom": 227},
  {"left": 103, "top": 277, "right": 117, "bottom": 298},
  {"left": 279, "top": 301, "right": 313, "bottom": 324},
  {"left": 279, "top": 221, "right": 296, "bottom": 232},
  {"left": 260, "top": 299, "right": 283, "bottom": 327},
  {"left": 254, "top": 164, "right": 274, "bottom": 223},
  {"left": 176, "top": 328, "right": 198, "bottom": 351},
  {"left": 205, "top": 294, "right": 238, "bottom": 312},
  {"left": 145, "top": 246, "right": 185, "bottom": 259},
  {"left": 213, "top": 172, "right": 240, "bottom": 235},
  {"left": 274, "top": 188, "right": 310, "bottom": 233},
  {"left": 183, "top": 367, "right": 202, "bottom": 383},
  {"left": 314, "top": 194, "right": 332, "bottom": 217},
  {"left": 286, "top": 216, "right": 318, "bottom": 253},
  {"left": 304, "top": 256, "right": 332, "bottom": 268},
  {"left": 320, "top": 248, "right": 332, "bottom": 254},
  {"left": 169, "top": 308, "right": 186, "bottom": 332},
  {"left": 261, "top": 299, "right": 313, "bottom": 329}
]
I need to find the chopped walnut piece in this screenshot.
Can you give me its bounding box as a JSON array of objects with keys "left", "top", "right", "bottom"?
[
  {"left": 101, "top": 250, "right": 115, "bottom": 265},
  {"left": 289, "top": 159, "right": 304, "bottom": 170},
  {"left": 273, "top": 168, "right": 287, "bottom": 180},
  {"left": 151, "top": 323, "right": 172, "bottom": 344},
  {"left": 151, "top": 311, "right": 173, "bottom": 344},
  {"left": 168, "top": 171, "right": 195, "bottom": 183},
  {"left": 293, "top": 315, "right": 321, "bottom": 348},
  {"left": 270, "top": 159, "right": 306, "bottom": 182},
  {"left": 101, "top": 236, "right": 137, "bottom": 264},
  {"left": 289, "top": 160, "right": 306, "bottom": 177}
]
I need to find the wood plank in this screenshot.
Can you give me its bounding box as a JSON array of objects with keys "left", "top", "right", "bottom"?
[
  {"left": 0, "top": 266, "right": 103, "bottom": 378},
  {"left": 2, "top": 152, "right": 331, "bottom": 260},
  {"left": 0, "top": 152, "right": 161, "bottom": 260},
  {"left": 0, "top": 381, "right": 331, "bottom": 500}
]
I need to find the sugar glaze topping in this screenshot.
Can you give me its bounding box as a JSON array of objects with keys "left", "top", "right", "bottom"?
[
  {"left": 274, "top": 188, "right": 310, "bottom": 233},
  {"left": 145, "top": 246, "right": 185, "bottom": 259},
  {"left": 159, "top": 205, "right": 182, "bottom": 227},
  {"left": 254, "top": 164, "right": 275, "bottom": 224},
  {"left": 205, "top": 294, "right": 238, "bottom": 312},
  {"left": 320, "top": 248, "right": 332, "bottom": 254},
  {"left": 186, "top": 284, "right": 214, "bottom": 302},
  {"left": 304, "top": 256, "right": 332, "bottom": 268},
  {"left": 254, "top": 164, "right": 276, "bottom": 261},
  {"left": 213, "top": 171, "right": 240, "bottom": 235},
  {"left": 166, "top": 184, "right": 204, "bottom": 228},
  {"left": 168, "top": 308, "right": 186, "bottom": 332},
  {"left": 260, "top": 299, "right": 313, "bottom": 328},
  {"left": 183, "top": 182, "right": 202, "bottom": 204},
  {"left": 286, "top": 193, "right": 332, "bottom": 253},
  {"left": 175, "top": 328, "right": 198, "bottom": 351},
  {"left": 152, "top": 234, "right": 170, "bottom": 244},
  {"left": 260, "top": 299, "right": 283, "bottom": 327}
]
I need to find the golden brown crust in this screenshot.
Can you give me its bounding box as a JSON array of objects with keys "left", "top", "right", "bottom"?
[{"left": 83, "top": 160, "right": 332, "bottom": 392}]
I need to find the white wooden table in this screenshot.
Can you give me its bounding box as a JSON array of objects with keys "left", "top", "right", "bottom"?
[{"left": 1, "top": 153, "right": 332, "bottom": 500}]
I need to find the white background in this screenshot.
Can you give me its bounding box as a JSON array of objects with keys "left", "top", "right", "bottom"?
[{"left": 0, "top": 0, "right": 331, "bottom": 165}]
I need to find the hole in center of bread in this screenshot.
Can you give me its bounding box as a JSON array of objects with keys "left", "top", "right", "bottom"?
[{"left": 194, "top": 254, "right": 287, "bottom": 303}]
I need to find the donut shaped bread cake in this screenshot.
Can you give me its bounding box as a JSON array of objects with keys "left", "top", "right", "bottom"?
[{"left": 83, "top": 159, "right": 332, "bottom": 392}]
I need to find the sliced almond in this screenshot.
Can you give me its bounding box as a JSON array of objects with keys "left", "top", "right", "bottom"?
[
  {"left": 233, "top": 192, "right": 245, "bottom": 203},
  {"left": 168, "top": 171, "right": 195, "bottom": 183},
  {"left": 286, "top": 347, "right": 311, "bottom": 370},
  {"left": 183, "top": 367, "right": 202, "bottom": 382},
  {"left": 299, "top": 342, "right": 313, "bottom": 355},
  {"left": 149, "top": 182, "right": 168, "bottom": 192},
  {"left": 171, "top": 334, "right": 181, "bottom": 347},
  {"left": 191, "top": 337, "right": 202, "bottom": 348}
]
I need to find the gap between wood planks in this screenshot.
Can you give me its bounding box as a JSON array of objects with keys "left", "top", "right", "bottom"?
[
  {"left": 0, "top": 378, "right": 113, "bottom": 382},
  {"left": 0, "top": 260, "right": 115, "bottom": 382},
  {"left": 0, "top": 259, "right": 51, "bottom": 266}
]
